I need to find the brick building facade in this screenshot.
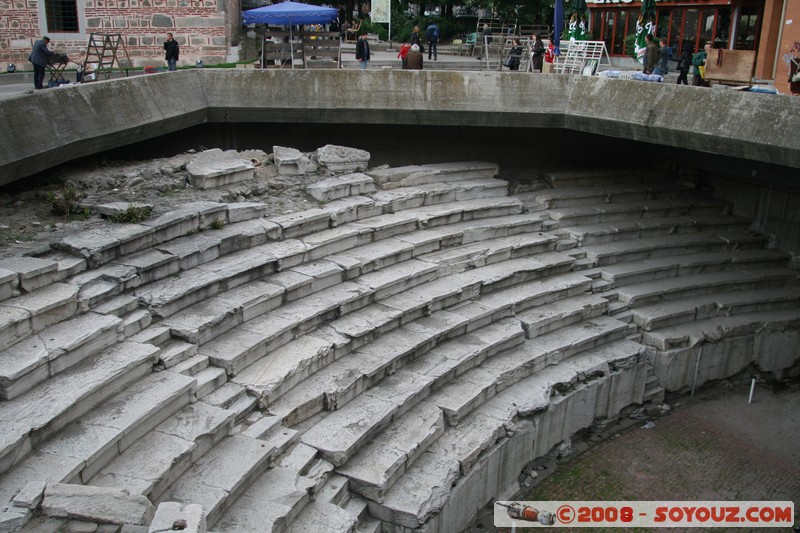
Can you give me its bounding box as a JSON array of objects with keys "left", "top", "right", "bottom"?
[{"left": 0, "top": 0, "right": 240, "bottom": 70}]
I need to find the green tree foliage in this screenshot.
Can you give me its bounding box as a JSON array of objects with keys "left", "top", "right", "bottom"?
[{"left": 371, "top": 0, "right": 553, "bottom": 41}]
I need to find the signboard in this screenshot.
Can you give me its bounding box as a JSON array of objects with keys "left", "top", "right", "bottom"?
[
  {"left": 372, "top": 0, "right": 390, "bottom": 23},
  {"left": 704, "top": 48, "right": 756, "bottom": 84}
]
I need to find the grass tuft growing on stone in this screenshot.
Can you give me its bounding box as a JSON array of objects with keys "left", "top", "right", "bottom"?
[
  {"left": 46, "top": 187, "right": 78, "bottom": 220},
  {"left": 107, "top": 205, "right": 153, "bottom": 224}
]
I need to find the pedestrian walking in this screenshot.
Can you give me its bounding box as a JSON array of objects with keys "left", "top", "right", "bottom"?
[
  {"left": 692, "top": 43, "right": 711, "bottom": 87},
  {"left": 676, "top": 46, "right": 692, "bottom": 85},
  {"left": 643, "top": 34, "right": 658, "bottom": 75},
  {"left": 653, "top": 38, "right": 669, "bottom": 76},
  {"left": 426, "top": 21, "right": 439, "bottom": 61}
]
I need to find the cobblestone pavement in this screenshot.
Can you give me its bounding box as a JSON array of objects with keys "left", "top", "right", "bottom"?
[{"left": 506, "top": 381, "right": 800, "bottom": 532}]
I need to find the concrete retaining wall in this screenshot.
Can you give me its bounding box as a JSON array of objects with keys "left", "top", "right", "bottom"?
[{"left": 1, "top": 69, "right": 799, "bottom": 187}]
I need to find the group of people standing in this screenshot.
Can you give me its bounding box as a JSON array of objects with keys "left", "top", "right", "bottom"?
[
  {"left": 644, "top": 34, "right": 713, "bottom": 87},
  {"left": 391, "top": 22, "right": 439, "bottom": 70},
  {"left": 501, "top": 34, "right": 545, "bottom": 72}
]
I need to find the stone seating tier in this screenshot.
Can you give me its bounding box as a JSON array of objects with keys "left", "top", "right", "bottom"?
[
  {"left": 0, "top": 163, "right": 798, "bottom": 533},
  {"left": 540, "top": 168, "right": 680, "bottom": 189},
  {"left": 554, "top": 214, "right": 752, "bottom": 247},
  {"left": 516, "top": 180, "right": 698, "bottom": 211},
  {"left": 631, "top": 286, "right": 800, "bottom": 331},
  {"left": 585, "top": 249, "right": 792, "bottom": 287},
  {"left": 580, "top": 231, "right": 766, "bottom": 267}
]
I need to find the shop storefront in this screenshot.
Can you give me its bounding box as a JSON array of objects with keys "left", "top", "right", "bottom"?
[{"left": 588, "top": 0, "right": 765, "bottom": 58}]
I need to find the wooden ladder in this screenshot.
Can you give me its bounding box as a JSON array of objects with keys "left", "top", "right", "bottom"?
[{"left": 83, "top": 33, "right": 133, "bottom": 80}]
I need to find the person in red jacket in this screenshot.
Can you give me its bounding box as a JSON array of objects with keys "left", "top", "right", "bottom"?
[{"left": 397, "top": 42, "right": 411, "bottom": 69}]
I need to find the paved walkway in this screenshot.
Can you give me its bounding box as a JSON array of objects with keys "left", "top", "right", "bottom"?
[{"left": 517, "top": 382, "right": 800, "bottom": 531}]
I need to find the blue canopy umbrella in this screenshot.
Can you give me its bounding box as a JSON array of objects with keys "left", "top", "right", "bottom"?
[
  {"left": 242, "top": 1, "right": 337, "bottom": 25},
  {"left": 243, "top": 1, "right": 338, "bottom": 68},
  {"left": 553, "top": 0, "right": 564, "bottom": 56}
]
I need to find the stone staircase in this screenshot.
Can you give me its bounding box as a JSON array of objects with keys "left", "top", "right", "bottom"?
[{"left": 0, "top": 157, "right": 798, "bottom": 532}]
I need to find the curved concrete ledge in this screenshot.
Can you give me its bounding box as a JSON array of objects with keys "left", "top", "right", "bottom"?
[{"left": 1, "top": 69, "right": 798, "bottom": 186}]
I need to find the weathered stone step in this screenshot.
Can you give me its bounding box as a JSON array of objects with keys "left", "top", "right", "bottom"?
[
  {"left": 335, "top": 401, "right": 445, "bottom": 504},
  {"left": 134, "top": 213, "right": 545, "bottom": 346},
  {"left": 588, "top": 248, "right": 793, "bottom": 288},
  {"left": 158, "top": 339, "right": 199, "bottom": 368},
  {"left": 40, "top": 371, "right": 194, "bottom": 482},
  {"left": 433, "top": 316, "right": 632, "bottom": 426},
  {"left": 0, "top": 368, "right": 190, "bottom": 508},
  {"left": 402, "top": 318, "right": 526, "bottom": 390},
  {"left": 202, "top": 281, "right": 372, "bottom": 377},
  {"left": 66, "top": 262, "right": 143, "bottom": 309},
  {"left": 417, "top": 233, "right": 558, "bottom": 272},
  {"left": 134, "top": 248, "right": 278, "bottom": 318},
  {"left": 93, "top": 294, "right": 140, "bottom": 318},
  {"left": 0, "top": 256, "right": 61, "bottom": 294},
  {"left": 548, "top": 197, "right": 731, "bottom": 227},
  {"left": 542, "top": 168, "right": 681, "bottom": 189},
  {"left": 159, "top": 434, "right": 276, "bottom": 527},
  {"left": 307, "top": 173, "right": 377, "bottom": 203},
  {"left": 214, "top": 444, "right": 330, "bottom": 533},
  {"left": 558, "top": 214, "right": 751, "bottom": 246},
  {"left": 142, "top": 201, "right": 229, "bottom": 244},
  {"left": 642, "top": 307, "right": 800, "bottom": 352},
  {"left": 0, "top": 312, "right": 122, "bottom": 400},
  {"left": 0, "top": 341, "right": 159, "bottom": 475},
  {"left": 52, "top": 223, "right": 157, "bottom": 269},
  {"left": 0, "top": 267, "right": 19, "bottom": 305},
  {"left": 129, "top": 324, "right": 171, "bottom": 346},
  {"left": 368, "top": 178, "right": 507, "bottom": 213},
  {"left": 581, "top": 231, "right": 766, "bottom": 267},
  {"left": 193, "top": 366, "right": 227, "bottom": 399},
  {"left": 517, "top": 181, "right": 697, "bottom": 210},
  {"left": 284, "top": 499, "right": 361, "bottom": 533},
  {"left": 186, "top": 148, "right": 255, "bottom": 190},
  {"left": 89, "top": 401, "right": 235, "bottom": 502},
  {"left": 369, "top": 338, "right": 647, "bottom": 530},
  {"left": 146, "top": 216, "right": 278, "bottom": 275},
  {"left": 616, "top": 268, "right": 798, "bottom": 307},
  {"left": 266, "top": 274, "right": 591, "bottom": 427},
  {"left": 367, "top": 161, "right": 499, "bottom": 189},
  {"left": 0, "top": 282, "right": 79, "bottom": 352},
  {"left": 649, "top": 308, "right": 800, "bottom": 392},
  {"left": 208, "top": 249, "right": 573, "bottom": 384},
  {"left": 516, "top": 294, "right": 609, "bottom": 339},
  {"left": 300, "top": 370, "right": 435, "bottom": 467}
]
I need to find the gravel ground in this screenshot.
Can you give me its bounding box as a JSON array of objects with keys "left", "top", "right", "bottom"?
[{"left": 499, "top": 381, "right": 800, "bottom": 532}]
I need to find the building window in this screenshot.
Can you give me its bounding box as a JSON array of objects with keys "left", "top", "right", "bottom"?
[{"left": 45, "top": 0, "right": 80, "bottom": 33}]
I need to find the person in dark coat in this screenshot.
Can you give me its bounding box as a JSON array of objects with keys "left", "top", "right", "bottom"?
[
  {"left": 425, "top": 22, "right": 439, "bottom": 61},
  {"left": 676, "top": 46, "right": 692, "bottom": 85},
  {"left": 506, "top": 38, "right": 522, "bottom": 71},
  {"left": 164, "top": 33, "right": 179, "bottom": 71},
  {"left": 405, "top": 44, "right": 423, "bottom": 69},
  {"left": 356, "top": 32, "right": 370, "bottom": 69},
  {"left": 531, "top": 33, "right": 544, "bottom": 72},
  {"left": 410, "top": 26, "right": 422, "bottom": 53},
  {"left": 28, "top": 36, "right": 55, "bottom": 89},
  {"left": 643, "top": 33, "right": 658, "bottom": 74},
  {"left": 654, "top": 37, "right": 669, "bottom": 75}
]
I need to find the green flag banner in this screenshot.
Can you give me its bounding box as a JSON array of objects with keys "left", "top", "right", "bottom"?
[{"left": 633, "top": 16, "right": 655, "bottom": 64}]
